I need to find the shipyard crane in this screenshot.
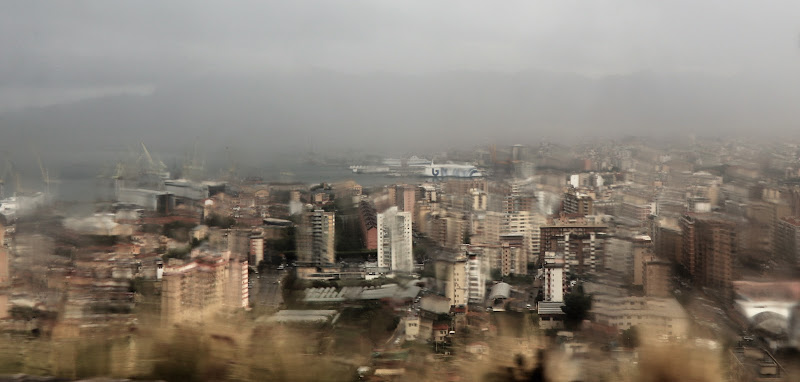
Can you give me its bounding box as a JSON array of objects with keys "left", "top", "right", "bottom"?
[{"left": 34, "top": 150, "right": 51, "bottom": 197}]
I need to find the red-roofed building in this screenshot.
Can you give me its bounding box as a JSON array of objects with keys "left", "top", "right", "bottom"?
[{"left": 432, "top": 323, "right": 450, "bottom": 343}]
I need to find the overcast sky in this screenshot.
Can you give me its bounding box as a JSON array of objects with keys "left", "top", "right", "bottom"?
[
  {"left": 1, "top": 0, "right": 800, "bottom": 180},
  {"left": 2, "top": 0, "right": 799, "bottom": 112}
]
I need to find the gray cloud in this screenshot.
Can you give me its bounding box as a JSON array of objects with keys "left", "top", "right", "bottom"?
[
  {"left": 3, "top": 1, "right": 800, "bottom": 89},
  {"left": 1, "top": 0, "right": 800, "bottom": 173}
]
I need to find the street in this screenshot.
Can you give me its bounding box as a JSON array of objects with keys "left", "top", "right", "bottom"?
[{"left": 249, "top": 270, "right": 285, "bottom": 307}]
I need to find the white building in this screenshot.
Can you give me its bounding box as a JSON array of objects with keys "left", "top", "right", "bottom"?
[
  {"left": 377, "top": 207, "right": 414, "bottom": 273},
  {"left": 590, "top": 296, "right": 690, "bottom": 338},
  {"left": 466, "top": 252, "right": 485, "bottom": 304},
  {"left": 543, "top": 252, "right": 565, "bottom": 302}
]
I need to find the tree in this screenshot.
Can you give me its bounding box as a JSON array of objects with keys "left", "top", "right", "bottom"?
[
  {"left": 490, "top": 269, "right": 503, "bottom": 281},
  {"left": 561, "top": 291, "right": 592, "bottom": 330},
  {"left": 621, "top": 326, "right": 640, "bottom": 348},
  {"left": 205, "top": 213, "right": 236, "bottom": 229}
]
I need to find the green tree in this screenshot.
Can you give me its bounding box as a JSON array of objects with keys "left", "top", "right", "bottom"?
[
  {"left": 561, "top": 291, "right": 592, "bottom": 330},
  {"left": 621, "top": 326, "right": 640, "bottom": 348},
  {"left": 205, "top": 213, "right": 236, "bottom": 228}
]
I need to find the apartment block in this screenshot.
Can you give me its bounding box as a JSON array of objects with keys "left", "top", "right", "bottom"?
[
  {"left": 161, "top": 253, "right": 248, "bottom": 324},
  {"left": 377, "top": 206, "right": 413, "bottom": 273},
  {"left": 680, "top": 213, "right": 737, "bottom": 290},
  {"left": 296, "top": 209, "right": 335, "bottom": 266},
  {"left": 775, "top": 216, "right": 800, "bottom": 266},
  {"left": 434, "top": 257, "right": 468, "bottom": 307},
  {"left": 540, "top": 216, "right": 607, "bottom": 274},
  {"left": 591, "top": 296, "right": 689, "bottom": 338},
  {"left": 644, "top": 260, "right": 671, "bottom": 297}
]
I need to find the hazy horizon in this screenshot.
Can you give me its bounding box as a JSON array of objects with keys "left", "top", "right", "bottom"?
[{"left": 2, "top": 0, "right": 800, "bottom": 177}]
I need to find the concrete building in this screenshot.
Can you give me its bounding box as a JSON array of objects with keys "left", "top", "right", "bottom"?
[
  {"left": 377, "top": 207, "right": 413, "bottom": 273},
  {"left": 405, "top": 315, "right": 421, "bottom": 341},
  {"left": 604, "top": 236, "right": 634, "bottom": 279},
  {"left": 358, "top": 200, "right": 378, "bottom": 250},
  {"left": 680, "top": 213, "right": 737, "bottom": 290},
  {"left": 248, "top": 230, "right": 265, "bottom": 267},
  {"left": 466, "top": 251, "right": 485, "bottom": 304},
  {"left": 775, "top": 216, "right": 800, "bottom": 266},
  {"left": 540, "top": 216, "right": 607, "bottom": 274},
  {"left": 117, "top": 188, "right": 173, "bottom": 212},
  {"left": 644, "top": 260, "right": 671, "bottom": 297},
  {"left": 543, "top": 252, "right": 565, "bottom": 302},
  {"left": 434, "top": 257, "right": 468, "bottom": 307},
  {"left": 395, "top": 185, "right": 416, "bottom": 221},
  {"left": 563, "top": 189, "right": 594, "bottom": 216},
  {"left": 296, "top": 209, "right": 336, "bottom": 266},
  {"left": 631, "top": 235, "right": 654, "bottom": 286},
  {"left": 506, "top": 211, "right": 545, "bottom": 267},
  {"left": 470, "top": 189, "right": 488, "bottom": 211},
  {"left": 161, "top": 253, "right": 248, "bottom": 324},
  {"left": 618, "top": 201, "right": 653, "bottom": 226},
  {"left": 500, "top": 234, "right": 526, "bottom": 276},
  {"left": 591, "top": 296, "right": 690, "bottom": 338},
  {"left": 655, "top": 225, "right": 682, "bottom": 263},
  {"left": 431, "top": 213, "right": 466, "bottom": 250},
  {"left": 0, "top": 223, "right": 7, "bottom": 287}
]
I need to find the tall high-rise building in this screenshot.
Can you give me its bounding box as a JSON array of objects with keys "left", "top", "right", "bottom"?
[
  {"left": 632, "top": 235, "right": 654, "bottom": 286},
  {"left": 540, "top": 216, "right": 607, "bottom": 274},
  {"left": 395, "top": 185, "right": 416, "bottom": 220},
  {"left": 500, "top": 234, "right": 526, "bottom": 276},
  {"left": 680, "top": 213, "right": 737, "bottom": 290},
  {"left": 543, "top": 252, "right": 565, "bottom": 302},
  {"left": 644, "top": 260, "right": 671, "bottom": 297},
  {"left": 466, "top": 251, "right": 485, "bottom": 304},
  {"left": 435, "top": 257, "right": 468, "bottom": 307},
  {"left": 775, "top": 216, "right": 800, "bottom": 267},
  {"left": 563, "top": 189, "right": 594, "bottom": 216},
  {"left": 358, "top": 200, "right": 378, "bottom": 250},
  {"left": 297, "top": 209, "right": 336, "bottom": 266},
  {"left": 431, "top": 213, "right": 466, "bottom": 250},
  {"left": 377, "top": 206, "right": 413, "bottom": 273},
  {"left": 248, "top": 229, "right": 265, "bottom": 267},
  {"left": 506, "top": 211, "right": 545, "bottom": 267}
]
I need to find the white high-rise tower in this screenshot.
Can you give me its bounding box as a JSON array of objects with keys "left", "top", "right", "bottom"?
[{"left": 377, "top": 207, "right": 413, "bottom": 273}]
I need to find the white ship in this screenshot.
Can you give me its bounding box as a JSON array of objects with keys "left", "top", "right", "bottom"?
[
  {"left": 382, "top": 156, "right": 430, "bottom": 167},
  {"left": 350, "top": 165, "right": 391, "bottom": 174},
  {"left": 420, "top": 164, "right": 482, "bottom": 178},
  {"left": 0, "top": 192, "right": 48, "bottom": 220}
]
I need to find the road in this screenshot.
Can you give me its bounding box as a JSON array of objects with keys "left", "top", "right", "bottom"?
[{"left": 250, "top": 270, "right": 285, "bottom": 307}]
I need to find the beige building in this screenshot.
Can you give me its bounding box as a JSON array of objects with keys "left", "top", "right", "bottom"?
[
  {"left": 431, "top": 213, "right": 466, "bottom": 250},
  {"left": 405, "top": 315, "right": 421, "bottom": 341},
  {"left": 644, "top": 260, "right": 671, "bottom": 297},
  {"left": 160, "top": 253, "right": 249, "bottom": 324},
  {"left": 632, "top": 235, "right": 654, "bottom": 286},
  {"left": 500, "top": 234, "right": 526, "bottom": 276},
  {"left": 591, "top": 296, "right": 689, "bottom": 338},
  {"left": 434, "top": 258, "right": 468, "bottom": 307}
]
